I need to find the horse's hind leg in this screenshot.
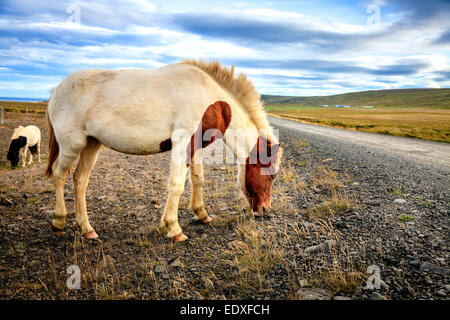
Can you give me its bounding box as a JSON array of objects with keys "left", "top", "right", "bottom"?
[
  {"left": 73, "top": 137, "right": 101, "bottom": 239},
  {"left": 21, "top": 146, "right": 28, "bottom": 167},
  {"left": 52, "top": 150, "right": 78, "bottom": 234},
  {"left": 27, "top": 146, "right": 33, "bottom": 165},
  {"left": 189, "top": 149, "right": 212, "bottom": 223}
]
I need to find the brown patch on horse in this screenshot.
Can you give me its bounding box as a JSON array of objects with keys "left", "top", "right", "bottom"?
[
  {"left": 186, "top": 101, "right": 232, "bottom": 166},
  {"left": 159, "top": 138, "right": 172, "bottom": 152},
  {"left": 244, "top": 136, "right": 280, "bottom": 213}
]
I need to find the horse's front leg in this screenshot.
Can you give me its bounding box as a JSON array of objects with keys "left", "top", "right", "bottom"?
[
  {"left": 189, "top": 149, "right": 212, "bottom": 223},
  {"left": 27, "top": 147, "right": 33, "bottom": 165},
  {"left": 21, "top": 146, "right": 28, "bottom": 167},
  {"left": 160, "top": 135, "right": 190, "bottom": 242}
]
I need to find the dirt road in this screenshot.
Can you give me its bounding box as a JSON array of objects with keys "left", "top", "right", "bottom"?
[{"left": 269, "top": 116, "right": 450, "bottom": 171}]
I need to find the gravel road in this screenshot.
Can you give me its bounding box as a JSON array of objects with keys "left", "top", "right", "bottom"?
[
  {"left": 270, "top": 116, "right": 450, "bottom": 189},
  {"left": 270, "top": 116, "right": 449, "bottom": 300}
]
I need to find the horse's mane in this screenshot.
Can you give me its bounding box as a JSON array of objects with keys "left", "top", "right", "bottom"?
[{"left": 182, "top": 59, "right": 274, "bottom": 140}]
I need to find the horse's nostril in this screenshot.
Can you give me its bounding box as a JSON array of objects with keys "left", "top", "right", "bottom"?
[{"left": 262, "top": 207, "right": 266, "bottom": 214}]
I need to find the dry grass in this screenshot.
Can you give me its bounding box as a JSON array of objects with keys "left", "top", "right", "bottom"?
[
  {"left": 295, "top": 221, "right": 366, "bottom": 295},
  {"left": 0, "top": 100, "right": 47, "bottom": 114},
  {"left": 311, "top": 166, "right": 343, "bottom": 193},
  {"left": 308, "top": 193, "right": 355, "bottom": 220},
  {"left": 1, "top": 109, "right": 368, "bottom": 300},
  {"left": 268, "top": 107, "right": 450, "bottom": 143},
  {"left": 223, "top": 220, "right": 285, "bottom": 291}
]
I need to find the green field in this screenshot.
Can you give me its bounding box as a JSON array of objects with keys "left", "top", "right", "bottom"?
[
  {"left": 262, "top": 88, "right": 450, "bottom": 109},
  {"left": 263, "top": 89, "right": 450, "bottom": 143}
]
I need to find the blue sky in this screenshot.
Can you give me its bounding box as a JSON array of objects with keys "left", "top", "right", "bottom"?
[{"left": 0, "top": 0, "right": 449, "bottom": 98}]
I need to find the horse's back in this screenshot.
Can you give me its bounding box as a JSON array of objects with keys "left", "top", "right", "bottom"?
[
  {"left": 19, "top": 125, "right": 40, "bottom": 146},
  {"left": 49, "top": 63, "right": 231, "bottom": 155}
]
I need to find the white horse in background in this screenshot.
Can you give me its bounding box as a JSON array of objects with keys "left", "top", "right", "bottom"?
[
  {"left": 46, "top": 60, "right": 282, "bottom": 242},
  {"left": 7, "top": 125, "right": 41, "bottom": 169}
]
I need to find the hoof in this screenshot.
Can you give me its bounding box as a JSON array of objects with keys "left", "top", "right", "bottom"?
[
  {"left": 51, "top": 225, "right": 63, "bottom": 236},
  {"left": 83, "top": 231, "right": 99, "bottom": 240},
  {"left": 172, "top": 233, "right": 188, "bottom": 243},
  {"left": 199, "top": 216, "right": 212, "bottom": 224}
]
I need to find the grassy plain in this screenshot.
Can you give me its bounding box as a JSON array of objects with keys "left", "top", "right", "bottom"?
[{"left": 263, "top": 89, "right": 450, "bottom": 143}]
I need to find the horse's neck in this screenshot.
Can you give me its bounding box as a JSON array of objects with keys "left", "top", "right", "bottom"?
[{"left": 224, "top": 113, "right": 259, "bottom": 165}]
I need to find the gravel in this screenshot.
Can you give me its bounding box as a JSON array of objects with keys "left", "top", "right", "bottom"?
[
  {"left": 271, "top": 117, "right": 449, "bottom": 300},
  {"left": 0, "top": 113, "right": 448, "bottom": 300}
]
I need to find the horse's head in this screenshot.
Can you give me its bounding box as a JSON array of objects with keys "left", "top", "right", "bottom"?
[
  {"left": 7, "top": 136, "right": 27, "bottom": 169},
  {"left": 241, "top": 136, "right": 282, "bottom": 215}
]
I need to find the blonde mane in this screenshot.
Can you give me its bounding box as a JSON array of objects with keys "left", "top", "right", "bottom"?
[{"left": 182, "top": 59, "right": 274, "bottom": 140}]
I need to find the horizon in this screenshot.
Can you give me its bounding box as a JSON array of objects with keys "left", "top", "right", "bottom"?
[
  {"left": 1, "top": 87, "right": 449, "bottom": 101},
  {"left": 1, "top": 0, "right": 449, "bottom": 98}
]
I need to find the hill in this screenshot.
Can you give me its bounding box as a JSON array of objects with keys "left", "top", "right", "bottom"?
[{"left": 262, "top": 88, "right": 450, "bottom": 109}]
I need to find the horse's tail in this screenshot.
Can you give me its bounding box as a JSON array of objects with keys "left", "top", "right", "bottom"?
[{"left": 45, "top": 91, "right": 59, "bottom": 178}]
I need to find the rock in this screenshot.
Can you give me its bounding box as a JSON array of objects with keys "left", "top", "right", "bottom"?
[
  {"left": 299, "top": 279, "right": 309, "bottom": 287},
  {"left": 420, "top": 261, "right": 450, "bottom": 276},
  {"left": 333, "top": 296, "right": 352, "bottom": 300},
  {"left": 444, "top": 285, "right": 450, "bottom": 292},
  {"left": 380, "top": 279, "right": 390, "bottom": 290},
  {"left": 101, "top": 255, "right": 115, "bottom": 268},
  {"left": 296, "top": 288, "right": 332, "bottom": 300},
  {"left": 393, "top": 199, "right": 406, "bottom": 204},
  {"left": 322, "top": 239, "right": 337, "bottom": 251},
  {"left": 410, "top": 259, "right": 420, "bottom": 266},
  {"left": 202, "top": 276, "right": 214, "bottom": 290},
  {"left": 304, "top": 245, "right": 320, "bottom": 254},
  {"left": 154, "top": 265, "right": 164, "bottom": 273},
  {"left": 0, "top": 197, "right": 13, "bottom": 206},
  {"left": 169, "top": 258, "right": 184, "bottom": 269},
  {"left": 304, "top": 240, "right": 336, "bottom": 255},
  {"left": 424, "top": 275, "right": 433, "bottom": 285},
  {"left": 435, "top": 257, "right": 446, "bottom": 265},
  {"left": 370, "top": 292, "right": 387, "bottom": 300},
  {"left": 436, "top": 289, "right": 447, "bottom": 297}
]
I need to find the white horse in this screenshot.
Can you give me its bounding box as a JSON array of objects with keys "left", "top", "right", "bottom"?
[
  {"left": 46, "top": 60, "right": 282, "bottom": 242},
  {"left": 7, "top": 125, "right": 41, "bottom": 169}
]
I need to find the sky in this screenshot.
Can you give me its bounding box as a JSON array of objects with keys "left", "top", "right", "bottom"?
[{"left": 0, "top": 0, "right": 449, "bottom": 98}]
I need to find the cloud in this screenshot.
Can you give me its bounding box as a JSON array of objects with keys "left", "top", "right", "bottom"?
[
  {"left": 0, "top": 0, "right": 448, "bottom": 97},
  {"left": 231, "top": 58, "right": 429, "bottom": 76},
  {"left": 434, "top": 29, "right": 450, "bottom": 44}
]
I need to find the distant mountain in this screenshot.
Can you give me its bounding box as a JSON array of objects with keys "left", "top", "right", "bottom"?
[{"left": 261, "top": 88, "right": 450, "bottom": 109}]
